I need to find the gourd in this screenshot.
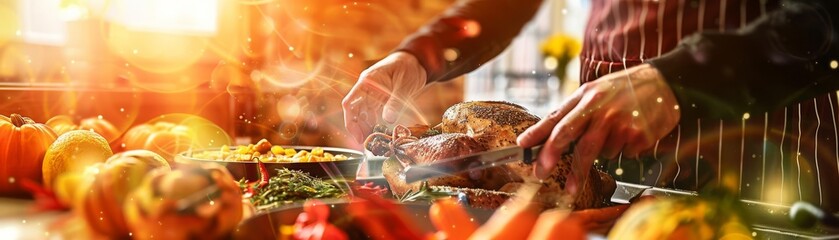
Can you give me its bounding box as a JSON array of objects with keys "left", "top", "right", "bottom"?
[{"left": 0, "top": 114, "right": 58, "bottom": 197}]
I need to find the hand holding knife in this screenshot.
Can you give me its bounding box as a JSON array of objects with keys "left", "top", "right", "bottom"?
[{"left": 400, "top": 145, "right": 543, "bottom": 183}]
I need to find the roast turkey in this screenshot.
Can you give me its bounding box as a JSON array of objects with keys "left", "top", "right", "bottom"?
[{"left": 369, "top": 101, "right": 616, "bottom": 209}]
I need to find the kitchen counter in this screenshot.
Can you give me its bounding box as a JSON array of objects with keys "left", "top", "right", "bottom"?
[{"left": 0, "top": 198, "right": 66, "bottom": 239}]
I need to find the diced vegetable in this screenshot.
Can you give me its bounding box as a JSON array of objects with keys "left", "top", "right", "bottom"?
[
  {"left": 271, "top": 145, "right": 284, "bottom": 155},
  {"left": 189, "top": 139, "right": 349, "bottom": 163}
]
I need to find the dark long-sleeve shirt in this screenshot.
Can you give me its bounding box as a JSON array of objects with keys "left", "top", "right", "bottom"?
[
  {"left": 649, "top": 0, "right": 839, "bottom": 120},
  {"left": 399, "top": 0, "right": 839, "bottom": 117},
  {"left": 396, "top": 0, "right": 839, "bottom": 211}
]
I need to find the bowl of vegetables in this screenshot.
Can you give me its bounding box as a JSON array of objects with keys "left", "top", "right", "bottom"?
[{"left": 176, "top": 139, "right": 364, "bottom": 182}]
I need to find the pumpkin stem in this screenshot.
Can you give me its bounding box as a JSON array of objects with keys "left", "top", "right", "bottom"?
[{"left": 10, "top": 114, "right": 30, "bottom": 127}]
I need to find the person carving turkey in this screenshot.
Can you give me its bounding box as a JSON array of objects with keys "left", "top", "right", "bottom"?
[
  {"left": 344, "top": 0, "right": 839, "bottom": 211},
  {"left": 365, "top": 101, "right": 617, "bottom": 209}
]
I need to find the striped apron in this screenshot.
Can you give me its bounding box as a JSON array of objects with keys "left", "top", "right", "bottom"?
[{"left": 580, "top": 0, "right": 839, "bottom": 211}]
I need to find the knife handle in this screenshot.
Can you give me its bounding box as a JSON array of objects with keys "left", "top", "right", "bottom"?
[{"left": 523, "top": 145, "right": 542, "bottom": 164}]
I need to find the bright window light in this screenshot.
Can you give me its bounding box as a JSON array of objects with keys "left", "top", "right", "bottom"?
[
  {"left": 19, "top": 0, "right": 68, "bottom": 45},
  {"left": 107, "top": 0, "right": 218, "bottom": 35}
]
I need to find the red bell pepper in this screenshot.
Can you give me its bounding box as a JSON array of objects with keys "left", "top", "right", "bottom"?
[
  {"left": 242, "top": 158, "right": 270, "bottom": 198},
  {"left": 346, "top": 193, "right": 425, "bottom": 240},
  {"left": 351, "top": 182, "right": 388, "bottom": 198},
  {"left": 293, "top": 199, "right": 348, "bottom": 240}
]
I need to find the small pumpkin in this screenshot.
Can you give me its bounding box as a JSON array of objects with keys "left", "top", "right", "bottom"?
[
  {"left": 77, "top": 150, "right": 171, "bottom": 238},
  {"left": 121, "top": 122, "right": 193, "bottom": 162},
  {"left": 124, "top": 163, "right": 243, "bottom": 240},
  {"left": 120, "top": 114, "right": 231, "bottom": 161},
  {"left": 0, "top": 114, "right": 58, "bottom": 197},
  {"left": 46, "top": 115, "right": 121, "bottom": 146}
]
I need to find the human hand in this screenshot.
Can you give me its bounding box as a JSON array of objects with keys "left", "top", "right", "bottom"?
[
  {"left": 517, "top": 64, "right": 680, "bottom": 193},
  {"left": 342, "top": 52, "right": 427, "bottom": 143}
]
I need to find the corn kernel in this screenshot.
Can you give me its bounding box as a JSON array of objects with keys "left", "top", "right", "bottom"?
[
  {"left": 271, "top": 146, "right": 284, "bottom": 155},
  {"left": 236, "top": 146, "right": 249, "bottom": 154},
  {"left": 312, "top": 147, "right": 324, "bottom": 156},
  {"left": 293, "top": 150, "right": 308, "bottom": 159},
  {"left": 192, "top": 143, "right": 350, "bottom": 163}
]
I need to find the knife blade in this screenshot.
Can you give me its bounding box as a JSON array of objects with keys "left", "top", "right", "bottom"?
[
  {"left": 610, "top": 181, "right": 697, "bottom": 204},
  {"left": 610, "top": 181, "right": 650, "bottom": 204},
  {"left": 400, "top": 145, "right": 543, "bottom": 183}
]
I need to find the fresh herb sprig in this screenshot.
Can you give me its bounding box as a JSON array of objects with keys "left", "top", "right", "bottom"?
[
  {"left": 240, "top": 168, "right": 347, "bottom": 208},
  {"left": 396, "top": 182, "right": 458, "bottom": 203}
]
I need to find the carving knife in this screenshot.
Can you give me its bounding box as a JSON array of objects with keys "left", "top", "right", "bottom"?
[{"left": 400, "top": 145, "right": 543, "bottom": 183}]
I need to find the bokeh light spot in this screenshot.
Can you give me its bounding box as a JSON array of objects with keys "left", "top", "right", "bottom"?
[
  {"left": 443, "top": 48, "right": 459, "bottom": 62},
  {"left": 279, "top": 121, "right": 299, "bottom": 140},
  {"left": 461, "top": 20, "right": 481, "bottom": 37},
  {"left": 543, "top": 56, "right": 558, "bottom": 70},
  {"left": 276, "top": 94, "right": 302, "bottom": 120}
]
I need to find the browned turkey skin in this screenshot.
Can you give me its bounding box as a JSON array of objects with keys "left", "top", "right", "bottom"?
[{"left": 366, "top": 101, "right": 616, "bottom": 209}]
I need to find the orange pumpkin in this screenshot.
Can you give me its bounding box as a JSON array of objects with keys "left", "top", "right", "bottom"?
[
  {"left": 121, "top": 122, "right": 193, "bottom": 162},
  {"left": 78, "top": 150, "right": 171, "bottom": 238},
  {"left": 0, "top": 114, "right": 58, "bottom": 197},
  {"left": 46, "top": 115, "right": 121, "bottom": 146},
  {"left": 124, "top": 163, "right": 243, "bottom": 240}
]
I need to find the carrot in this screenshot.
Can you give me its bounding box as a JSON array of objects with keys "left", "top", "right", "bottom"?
[
  {"left": 570, "top": 204, "right": 631, "bottom": 231},
  {"left": 571, "top": 204, "right": 630, "bottom": 224},
  {"left": 527, "top": 209, "right": 586, "bottom": 240},
  {"left": 468, "top": 184, "right": 542, "bottom": 240},
  {"left": 429, "top": 198, "right": 478, "bottom": 240}
]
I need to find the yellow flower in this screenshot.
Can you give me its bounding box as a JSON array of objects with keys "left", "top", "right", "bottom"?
[
  {"left": 540, "top": 34, "right": 582, "bottom": 59},
  {"left": 540, "top": 34, "right": 582, "bottom": 78}
]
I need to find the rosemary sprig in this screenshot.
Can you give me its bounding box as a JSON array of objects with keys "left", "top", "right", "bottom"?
[
  {"left": 396, "top": 182, "right": 458, "bottom": 203},
  {"left": 240, "top": 168, "right": 347, "bottom": 207}
]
